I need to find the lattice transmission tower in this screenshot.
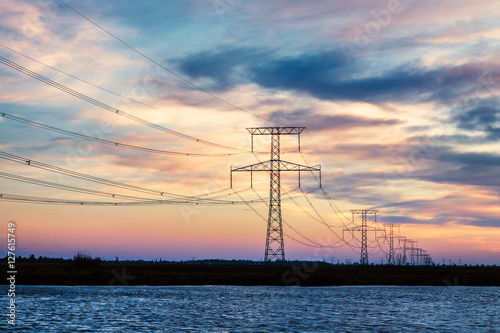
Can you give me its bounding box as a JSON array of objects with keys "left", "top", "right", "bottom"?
[
  {"left": 231, "top": 127, "right": 321, "bottom": 262},
  {"left": 407, "top": 240, "right": 418, "bottom": 265},
  {"left": 379, "top": 223, "right": 402, "bottom": 265},
  {"left": 343, "top": 209, "right": 381, "bottom": 265},
  {"left": 399, "top": 237, "right": 409, "bottom": 265}
]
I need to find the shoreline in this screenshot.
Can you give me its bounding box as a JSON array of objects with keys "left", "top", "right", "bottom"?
[{"left": 2, "top": 263, "right": 500, "bottom": 287}]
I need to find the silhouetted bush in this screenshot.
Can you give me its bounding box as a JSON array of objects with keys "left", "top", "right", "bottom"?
[{"left": 73, "top": 252, "right": 101, "bottom": 269}]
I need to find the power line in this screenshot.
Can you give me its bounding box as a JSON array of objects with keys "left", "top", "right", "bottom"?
[
  {"left": 281, "top": 187, "right": 325, "bottom": 225},
  {"left": 1, "top": 112, "right": 244, "bottom": 157},
  {"left": 250, "top": 186, "right": 348, "bottom": 249},
  {"left": 0, "top": 56, "right": 251, "bottom": 152},
  {"left": 0, "top": 150, "right": 237, "bottom": 202},
  {"left": 0, "top": 171, "right": 155, "bottom": 201},
  {"left": 0, "top": 43, "right": 240, "bottom": 130},
  {"left": 0, "top": 151, "right": 303, "bottom": 205},
  {"left": 305, "top": 129, "right": 355, "bottom": 204},
  {"left": 57, "top": 0, "right": 274, "bottom": 125},
  {"left": 246, "top": 140, "right": 359, "bottom": 251},
  {"left": 298, "top": 147, "right": 355, "bottom": 227},
  {"left": 0, "top": 192, "right": 254, "bottom": 206},
  {"left": 231, "top": 188, "right": 338, "bottom": 249}
]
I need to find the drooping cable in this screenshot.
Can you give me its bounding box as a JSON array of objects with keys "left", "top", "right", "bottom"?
[
  {"left": 297, "top": 149, "right": 355, "bottom": 227},
  {"left": 0, "top": 171, "right": 156, "bottom": 201},
  {"left": 230, "top": 187, "right": 330, "bottom": 249},
  {"left": 250, "top": 151, "right": 358, "bottom": 248},
  {"left": 0, "top": 151, "right": 250, "bottom": 203},
  {"left": 1, "top": 112, "right": 243, "bottom": 157},
  {"left": 0, "top": 56, "right": 251, "bottom": 152},
  {"left": 0, "top": 192, "right": 257, "bottom": 206},
  {"left": 305, "top": 129, "right": 354, "bottom": 203},
  {"left": 250, "top": 186, "right": 347, "bottom": 249},
  {"left": 0, "top": 43, "right": 240, "bottom": 129}
]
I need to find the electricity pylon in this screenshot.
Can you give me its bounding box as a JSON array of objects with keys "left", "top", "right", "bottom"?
[
  {"left": 407, "top": 240, "right": 418, "bottom": 265},
  {"left": 423, "top": 252, "right": 433, "bottom": 265},
  {"left": 231, "top": 127, "right": 321, "bottom": 262},
  {"left": 398, "top": 237, "right": 432, "bottom": 265},
  {"left": 399, "top": 237, "right": 409, "bottom": 265},
  {"left": 379, "top": 224, "right": 402, "bottom": 265},
  {"left": 343, "top": 210, "right": 381, "bottom": 265}
]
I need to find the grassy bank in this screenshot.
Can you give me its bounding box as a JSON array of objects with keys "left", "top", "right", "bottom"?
[{"left": 3, "top": 263, "right": 500, "bottom": 286}]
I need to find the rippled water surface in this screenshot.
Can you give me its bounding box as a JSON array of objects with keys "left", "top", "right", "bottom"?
[{"left": 2, "top": 285, "right": 499, "bottom": 332}]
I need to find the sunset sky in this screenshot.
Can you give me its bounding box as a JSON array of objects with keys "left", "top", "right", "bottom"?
[{"left": 1, "top": 0, "right": 499, "bottom": 264}]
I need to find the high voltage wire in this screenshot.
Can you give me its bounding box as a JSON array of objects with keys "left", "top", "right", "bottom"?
[
  {"left": 281, "top": 187, "right": 326, "bottom": 225},
  {"left": 0, "top": 171, "right": 156, "bottom": 201},
  {"left": 301, "top": 133, "right": 395, "bottom": 257},
  {"left": 57, "top": 0, "right": 274, "bottom": 125},
  {"left": 0, "top": 56, "right": 251, "bottom": 153},
  {"left": 231, "top": 187, "right": 332, "bottom": 249},
  {"left": 249, "top": 186, "right": 350, "bottom": 249},
  {"left": 305, "top": 129, "right": 355, "bottom": 204},
  {"left": 0, "top": 193, "right": 254, "bottom": 206},
  {"left": 0, "top": 151, "right": 305, "bottom": 205},
  {"left": 0, "top": 188, "right": 309, "bottom": 207},
  {"left": 297, "top": 144, "right": 389, "bottom": 251},
  {"left": 0, "top": 43, "right": 240, "bottom": 130},
  {"left": 263, "top": 142, "right": 386, "bottom": 254},
  {"left": 297, "top": 147, "right": 355, "bottom": 227},
  {"left": 297, "top": 185, "right": 360, "bottom": 250},
  {"left": 0, "top": 151, "right": 238, "bottom": 202},
  {"left": 279, "top": 185, "right": 362, "bottom": 250},
  {"left": 1, "top": 112, "right": 244, "bottom": 157},
  {"left": 0, "top": 172, "right": 248, "bottom": 204}
]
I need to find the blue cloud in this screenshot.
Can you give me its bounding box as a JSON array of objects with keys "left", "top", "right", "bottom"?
[
  {"left": 175, "top": 47, "right": 494, "bottom": 104},
  {"left": 268, "top": 110, "right": 402, "bottom": 131},
  {"left": 453, "top": 98, "right": 500, "bottom": 141},
  {"left": 176, "top": 47, "right": 264, "bottom": 90}
]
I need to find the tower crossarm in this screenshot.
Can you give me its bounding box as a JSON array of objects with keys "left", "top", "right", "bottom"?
[
  {"left": 232, "top": 160, "right": 320, "bottom": 172},
  {"left": 350, "top": 209, "right": 379, "bottom": 214},
  {"left": 378, "top": 234, "right": 405, "bottom": 239},
  {"left": 344, "top": 225, "right": 384, "bottom": 232},
  {"left": 231, "top": 160, "right": 321, "bottom": 188},
  {"left": 246, "top": 127, "right": 306, "bottom": 152},
  {"left": 246, "top": 127, "right": 305, "bottom": 135}
]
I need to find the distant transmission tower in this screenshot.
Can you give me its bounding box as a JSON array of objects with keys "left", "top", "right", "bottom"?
[
  {"left": 408, "top": 240, "right": 418, "bottom": 265},
  {"left": 231, "top": 127, "right": 321, "bottom": 262},
  {"left": 380, "top": 224, "right": 401, "bottom": 265},
  {"left": 399, "top": 237, "right": 409, "bottom": 265},
  {"left": 343, "top": 210, "right": 381, "bottom": 265}
]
